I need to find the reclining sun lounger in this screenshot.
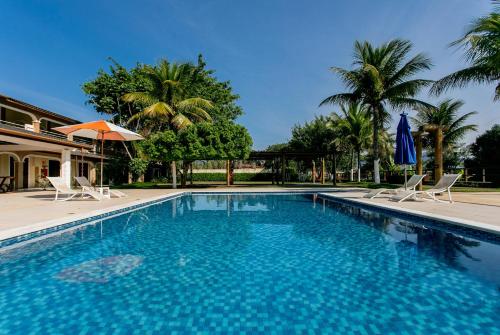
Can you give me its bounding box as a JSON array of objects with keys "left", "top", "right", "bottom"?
[
  {"left": 364, "top": 174, "right": 426, "bottom": 199},
  {"left": 390, "top": 174, "right": 462, "bottom": 203},
  {"left": 47, "top": 177, "right": 103, "bottom": 201},
  {"left": 74, "top": 177, "right": 127, "bottom": 198}
]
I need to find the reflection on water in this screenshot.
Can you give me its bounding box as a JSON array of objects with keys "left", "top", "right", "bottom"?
[
  {"left": 178, "top": 193, "right": 497, "bottom": 286},
  {"left": 312, "top": 195, "right": 499, "bottom": 285},
  {"left": 0, "top": 193, "right": 498, "bottom": 334}
]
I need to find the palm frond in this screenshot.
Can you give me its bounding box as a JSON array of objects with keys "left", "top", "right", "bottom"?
[
  {"left": 388, "top": 97, "right": 434, "bottom": 110},
  {"left": 319, "top": 93, "right": 358, "bottom": 107},
  {"left": 122, "top": 92, "right": 157, "bottom": 105},
  {"left": 177, "top": 97, "right": 213, "bottom": 110},
  {"left": 142, "top": 102, "right": 175, "bottom": 118},
  {"left": 388, "top": 53, "right": 433, "bottom": 85},
  {"left": 431, "top": 64, "right": 497, "bottom": 95},
  {"left": 384, "top": 79, "right": 434, "bottom": 99},
  {"left": 171, "top": 114, "right": 193, "bottom": 129}
]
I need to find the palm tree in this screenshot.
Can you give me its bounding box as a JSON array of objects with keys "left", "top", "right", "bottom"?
[
  {"left": 320, "top": 39, "right": 433, "bottom": 183},
  {"left": 334, "top": 103, "right": 372, "bottom": 182},
  {"left": 432, "top": 2, "right": 500, "bottom": 100},
  {"left": 122, "top": 59, "right": 213, "bottom": 188},
  {"left": 412, "top": 99, "right": 477, "bottom": 148},
  {"left": 411, "top": 99, "right": 477, "bottom": 171}
]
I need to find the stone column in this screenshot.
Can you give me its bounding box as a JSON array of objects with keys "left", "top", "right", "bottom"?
[
  {"left": 32, "top": 120, "right": 41, "bottom": 133},
  {"left": 61, "top": 150, "right": 72, "bottom": 188}
]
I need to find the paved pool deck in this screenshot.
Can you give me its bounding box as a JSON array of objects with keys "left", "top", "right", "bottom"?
[{"left": 0, "top": 187, "right": 499, "bottom": 241}]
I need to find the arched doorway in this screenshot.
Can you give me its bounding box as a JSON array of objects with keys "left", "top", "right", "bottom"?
[{"left": 0, "top": 152, "right": 21, "bottom": 190}]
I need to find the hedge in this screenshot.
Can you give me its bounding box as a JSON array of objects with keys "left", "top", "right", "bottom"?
[{"left": 192, "top": 172, "right": 274, "bottom": 182}]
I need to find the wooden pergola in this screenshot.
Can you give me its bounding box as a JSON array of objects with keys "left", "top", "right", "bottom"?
[{"left": 248, "top": 151, "right": 332, "bottom": 185}]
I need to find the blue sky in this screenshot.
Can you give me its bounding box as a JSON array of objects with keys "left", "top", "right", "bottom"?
[{"left": 0, "top": 0, "right": 498, "bottom": 149}]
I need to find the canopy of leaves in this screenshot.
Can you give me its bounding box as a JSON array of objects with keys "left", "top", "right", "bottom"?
[
  {"left": 468, "top": 124, "right": 500, "bottom": 167},
  {"left": 139, "top": 121, "right": 252, "bottom": 162},
  {"left": 289, "top": 115, "right": 338, "bottom": 153},
  {"left": 82, "top": 55, "right": 243, "bottom": 129},
  {"left": 333, "top": 103, "right": 372, "bottom": 152},
  {"left": 265, "top": 143, "right": 289, "bottom": 152},
  {"left": 432, "top": 1, "right": 500, "bottom": 100},
  {"left": 121, "top": 59, "right": 213, "bottom": 133},
  {"left": 186, "top": 55, "right": 243, "bottom": 122},
  {"left": 411, "top": 99, "right": 477, "bottom": 150},
  {"left": 82, "top": 59, "right": 151, "bottom": 127},
  {"left": 320, "top": 39, "right": 433, "bottom": 122}
]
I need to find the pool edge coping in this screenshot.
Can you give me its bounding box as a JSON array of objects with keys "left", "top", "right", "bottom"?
[{"left": 318, "top": 192, "right": 500, "bottom": 235}]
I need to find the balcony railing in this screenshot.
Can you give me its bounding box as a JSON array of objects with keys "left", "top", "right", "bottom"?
[{"left": 0, "top": 120, "right": 93, "bottom": 146}]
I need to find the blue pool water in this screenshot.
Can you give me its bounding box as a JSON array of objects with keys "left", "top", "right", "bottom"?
[{"left": 0, "top": 193, "right": 499, "bottom": 334}]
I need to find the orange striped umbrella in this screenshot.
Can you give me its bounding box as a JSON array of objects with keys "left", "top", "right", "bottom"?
[{"left": 54, "top": 120, "right": 143, "bottom": 188}]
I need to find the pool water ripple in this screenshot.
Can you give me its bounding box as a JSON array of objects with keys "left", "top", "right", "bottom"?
[{"left": 0, "top": 194, "right": 498, "bottom": 334}]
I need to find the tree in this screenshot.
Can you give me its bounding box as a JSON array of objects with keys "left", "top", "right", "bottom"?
[
  {"left": 412, "top": 99, "right": 477, "bottom": 148},
  {"left": 432, "top": 1, "right": 500, "bottom": 100},
  {"left": 468, "top": 124, "right": 500, "bottom": 167},
  {"left": 140, "top": 121, "right": 252, "bottom": 187},
  {"left": 82, "top": 58, "right": 151, "bottom": 129},
  {"left": 186, "top": 55, "right": 243, "bottom": 122},
  {"left": 334, "top": 103, "right": 372, "bottom": 182},
  {"left": 289, "top": 115, "right": 345, "bottom": 184},
  {"left": 122, "top": 59, "right": 213, "bottom": 188},
  {"left": 289, "top": 115, "right": 333, "bottom": 153},
  {"left": 320, "top": 39, "right": 433, "bottom": 183},
  {"left": 265, "top": 143, "right": 289, "bottom": 152},
  {"left": 411, "top": 99, "right": 477, "bottom": 169}
]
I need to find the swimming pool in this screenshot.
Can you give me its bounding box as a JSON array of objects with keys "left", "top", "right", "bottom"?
[{"left": 0, "top": 193, "right": 498, "bottom": 334}]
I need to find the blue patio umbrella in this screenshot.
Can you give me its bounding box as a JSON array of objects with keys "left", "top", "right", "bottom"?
[{"left": 395, "top": 113, "right": 416, "bottom": 190}]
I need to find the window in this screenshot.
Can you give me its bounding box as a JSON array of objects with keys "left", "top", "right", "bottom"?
[{"left": 48, "top": 160, "right": 61, "bottom": 177}]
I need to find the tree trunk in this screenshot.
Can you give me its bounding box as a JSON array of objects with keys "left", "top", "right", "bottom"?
[
  {"left": 171, "top": 161, "right": 177, "bottom": 189},
  {"left": 190, "top": 163, "right": 193, "bottom": 186},
  {"left": 372, "top": 107, "right": 381, "bottom": 184},
  {"left": 321, "top": 157, "right": 325, "bottom": 185},
  {"left": 435, "top": 127, "right": 444, "bottom": 183},
  {"left": 312, "top": 160, "right": 316, "bottom": 184},
  {"left": 350, "top": 149, "right": 354, "bottom": 182},
  {"left": 229, "top": 160, "right": 234, "bottom": 185},
  {"left": 357, "top": 149, "right": 361, "bottom": 183},
  {"left": 332, "top": 153, "right": 337, "bottom": 186},
  {"left": 181, "top": 161, "right": 189, "bottom": 188}
]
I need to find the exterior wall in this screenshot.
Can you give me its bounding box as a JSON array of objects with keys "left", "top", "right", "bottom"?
[
  {"left": 0, "top": 154, "right": 18, "bottom": 187},
  {"left": 0, "top": 95, "right": 102, "bottom": 190},
  {"left": 70, "top": 161, "right": 97, "bottom": 186},
  {"left": 0, "top": 153, "right": 98, "bottom": 189},
  {"left": 0, "top": 155, "right": 9, "bottom": 177},
  {"left": 27, "top": 156, "right": 52, "bottom": 188}
]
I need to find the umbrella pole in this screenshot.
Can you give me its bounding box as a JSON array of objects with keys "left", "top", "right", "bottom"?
[
  {"left": 404, "top": 165, "right": 408, "bottom": 190},
  {"left": 100, "top": 133, "right": 105, "bottom": 189},
  {"left": 81, "top": 147, "right": 84, "bottom": 177}
]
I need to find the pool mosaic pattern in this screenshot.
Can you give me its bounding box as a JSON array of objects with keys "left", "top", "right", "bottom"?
[{"left": 0, "top": 194, "right": 498, "bottom": 334}]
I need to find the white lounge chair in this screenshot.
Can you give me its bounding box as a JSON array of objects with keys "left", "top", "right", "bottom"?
[
  {"left": 390, "top": 174, "right": 462, "bottom": 203},
  {"left": 47, "top": 177, "right": 103, "bottom": 201},
  {"left": 74, "top": 176, "right": 127, "bottom": 198},
  {"left": 364, "top": 174, "right": 426, "bottom": 199}
]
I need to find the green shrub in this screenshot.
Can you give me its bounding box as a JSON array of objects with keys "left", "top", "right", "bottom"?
[{"left": 192, "top": 172, "right": 274, "bottom": 182}]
